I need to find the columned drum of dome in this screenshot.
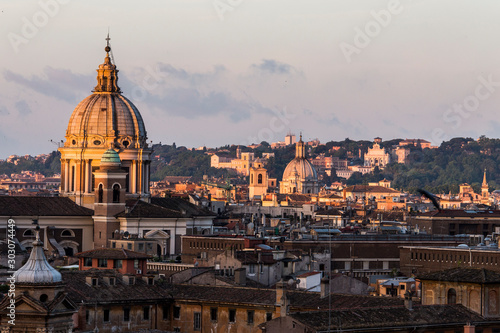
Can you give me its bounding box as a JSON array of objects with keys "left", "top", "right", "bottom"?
[
  {"left": 279, "top": 135, "right": 319, "bottom": 194},
  {"left": 59, "top": 39, "right": 152, "bottom": 208}
]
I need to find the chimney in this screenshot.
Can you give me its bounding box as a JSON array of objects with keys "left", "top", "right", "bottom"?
[
  {"left": 320, "top": 276, "right": 329, "bottom": 298},
  {"left": 464, "top": 324, "right": 475, "bottom": 333},
  {"left": 276, "top": 280, "right": 288, "bottom": 317},
  {"left": 235, "top": 268, "right": 246, "bottom": 286},
  {"left": 404, "top": 293, "right": 413, "bottom": 311}
]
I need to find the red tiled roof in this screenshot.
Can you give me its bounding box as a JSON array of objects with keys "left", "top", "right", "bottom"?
[
  {"left": 0, "top": 196, "right": 93, "bottom": 216},
  {"left": 75, "top": 248, "right": 151, "bottom": 259},
  {"left": 417, "top": 209, "right": 500, "bottom": 218}
]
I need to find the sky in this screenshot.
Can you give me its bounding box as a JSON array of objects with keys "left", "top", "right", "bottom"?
[{"left": 1, "top": 0, "right": 500, "bottom": 159}]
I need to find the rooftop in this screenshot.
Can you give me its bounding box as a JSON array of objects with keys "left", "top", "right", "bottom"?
[
  {"left": 418, "top": 267, "right": 500, "bottom": 284},
  {"left": 280, "top": 304, "right": 483, "bottom": 331},
  {"left": 75, "top": 248, "right": 152, "bottom": 259},
  {"left": 0, "top": 196, "right": 94, "bottom": 216}
]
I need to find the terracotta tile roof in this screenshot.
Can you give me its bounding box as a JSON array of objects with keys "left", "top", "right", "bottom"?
[
  {"left": 345, "top": 185, "right": 400, "bottom": 194},
  {"left": 165, "top": 284, "right": 403, "bottom": 310},
  {"left": 297, "top": 271, "right": 321, "bottom": 278},
  {"left": 315, "top": 208, "right": 343, "bottom": 216},
  {"left": 118, "top": 199, "right": 184, "bottom": 218},
  {"left": 75, "top": 248, "right": 151, "bottom": 259},
  {"left": 167, "top": 284, "right": 276, "bottom": 306},
  {"left": 287, "top": 291, "right": 403, "bottom": 310},
  {"left": 366, "top": 210, "right": 406, "bottom": 221},
  {"left": 151, "top": 197, "right": 215, "bottom": 217},
  {"left": 0, "top": 196, "right": 93, "bottom": 216},
  {"left": 63, "top": 270, "right": 169, "bottom": 304},
  {"left": 417, "top": 209, "right": 500, "bottom": 218},
  {"left": 236, "top": 251, "right": 276, "bottom": 265},
  {"left": 418, "top": 268, "right": 500, "bottom": 284},
  {"left": 287, "top": 194, "right": 313, "bottom": 202},
  {"left": 283, "top": 304, "right": 483, "bottom": 331}
]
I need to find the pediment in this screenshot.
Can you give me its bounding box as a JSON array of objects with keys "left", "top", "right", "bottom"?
[{"left": 144, "top": 229, "right": 170, "bottom": 239}]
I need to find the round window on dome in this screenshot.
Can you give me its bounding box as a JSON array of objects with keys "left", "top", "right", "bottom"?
[
  {"left": 123, "top": 140, "right": 130, "bottom": 148},
  {"left": 71, "top": 140, "right": 76, "bottom": 145},
  {"left": 93, "top": 140, "right": 101, "bottom": 146}
]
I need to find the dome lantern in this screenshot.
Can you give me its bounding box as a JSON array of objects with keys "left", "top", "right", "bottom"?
[{"left": 94, "top": 34, "right": 121, "bottom": 93}]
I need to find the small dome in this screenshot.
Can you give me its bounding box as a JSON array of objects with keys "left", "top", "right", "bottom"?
[
  {"left": 100, "top": 149, "right": 121, "bottom": 166},
  {"left": 14, "top": 228, "right": 62, "bottom": 284}
]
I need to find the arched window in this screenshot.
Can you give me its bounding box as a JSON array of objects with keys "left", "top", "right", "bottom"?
[
  {"left": 98, "top": 184, "right": 103, "bottom": 203},
  {"left": 61, "top": 229, "right": 75, "bottom": 237},
  {"left": 250, "top": 174, "right": 253, "bottom": 184},
  {"left": 447, "top": 288, "right": 457, "bottom": 305},
  {"left": 258, "top": 174, "right": 263, "bottom": 184},
  {"left": 113, "top": 184, "right": 120, "bottom": 203},
  {"left": 23, "top": 229, "right": 35, "bottom": 237}
]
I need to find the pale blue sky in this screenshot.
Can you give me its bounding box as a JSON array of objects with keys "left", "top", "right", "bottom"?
[{"left": 1, "top": 0, "right": 500, "bottom": 158}]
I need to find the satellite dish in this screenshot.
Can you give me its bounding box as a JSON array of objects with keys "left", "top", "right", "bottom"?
[{"left": 124, "top": 231, "right": 130, "bottom": 238}]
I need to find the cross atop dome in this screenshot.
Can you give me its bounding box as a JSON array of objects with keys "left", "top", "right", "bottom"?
[{"left": 94, "top": 34, "right": 121, "bottom": 93}]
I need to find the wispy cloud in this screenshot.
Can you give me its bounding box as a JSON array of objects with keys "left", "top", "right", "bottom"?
[
  {"left": 15, "top": 100, "right": 31, "bottom": 116},
  {"left": 251, "top": 59, "right": 301, "bottom": 76},
  {"left": 3, "top": 67, "right": 93, "bottom": 103}
]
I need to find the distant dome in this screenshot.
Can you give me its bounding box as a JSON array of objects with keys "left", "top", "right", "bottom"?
[
  {"left": 14, "top": 229, "right": 62, "bottom": 284},
  {"left": 100, "top": 149, "right": 122, "bottom": 166},
  {"left": 280, "top": 134, "right": 319, "bottom": 194},
  {"left": 282, "top": 135, "right": 317, "bottom": 181},
  {"left": 282, "top": 158, "right": 317, "bottom": 181}
]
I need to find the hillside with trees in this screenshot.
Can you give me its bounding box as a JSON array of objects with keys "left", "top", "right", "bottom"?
[{"left": 2, "top": 137, "right": 500, "bottom": 195}]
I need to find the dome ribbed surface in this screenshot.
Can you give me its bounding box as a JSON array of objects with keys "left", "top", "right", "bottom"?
[
  {"left": 14, "top": 236, "right": 62, "bottom": 284},
  {"left": 100, "top": 149, "right": 121, "bottom": 165},
  {"left": 282, "top": 158, "right": 318, "bottom": 181},
  {"left": 66, "top": 93, "right": 146, "bottom": 140}
]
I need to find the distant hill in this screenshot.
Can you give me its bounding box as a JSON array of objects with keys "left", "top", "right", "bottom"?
[{"left": 2, "top": 136, "right": 500, "bottom": 194}]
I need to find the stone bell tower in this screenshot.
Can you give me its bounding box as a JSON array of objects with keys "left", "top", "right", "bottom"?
[{"left": 93, "top": 149, "right": 126, "bottom": 248}]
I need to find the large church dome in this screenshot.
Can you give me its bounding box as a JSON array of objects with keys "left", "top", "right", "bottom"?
[
  {"left": 64, "top": 41, "right": 147, "bottom": 150},
  {"left": 59, "top": 37, "right": 153, "bottom": 209},
  {"left": 65, "top": 94, "right": 146, "bottom": 150}
]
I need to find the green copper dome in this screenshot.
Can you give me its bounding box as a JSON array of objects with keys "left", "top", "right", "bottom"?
[{"left": 100, "top": 149, "right": 121, "bottom": 165}]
